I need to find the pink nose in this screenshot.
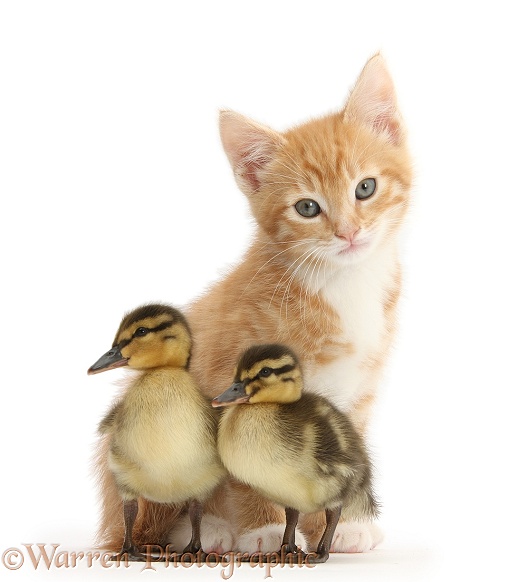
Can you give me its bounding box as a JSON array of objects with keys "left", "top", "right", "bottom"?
[{"left": 336, "top": 227, "right": 359, "bottom": 243}]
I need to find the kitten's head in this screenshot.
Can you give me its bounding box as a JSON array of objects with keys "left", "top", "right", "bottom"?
[{"left": 220, "top": 54, "right": 412, "bottom": 271}]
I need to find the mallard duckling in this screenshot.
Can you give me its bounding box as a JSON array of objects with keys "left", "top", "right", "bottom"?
[
  {"left": 211, "top": 344, "right": 378, "bottom": 563},
  {"left": 88, "top": 303, "right": 225, "bottom": 560}
]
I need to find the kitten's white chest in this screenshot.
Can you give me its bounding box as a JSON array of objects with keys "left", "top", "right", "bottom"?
[{"left": 305, "top": 246, "right": 397, "bottom": 412}]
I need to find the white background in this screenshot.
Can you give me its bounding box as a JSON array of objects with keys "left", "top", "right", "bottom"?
[{"left": 1, "top": 1, "right": 526, "bottom": 581}]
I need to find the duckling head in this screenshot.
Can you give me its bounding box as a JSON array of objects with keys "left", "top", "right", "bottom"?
[
  {"left": 212, "top": 344, "right": 303, "bottom": 407},
  {"left": 87, "top": 303, "right": 192, "bottom": 374}
]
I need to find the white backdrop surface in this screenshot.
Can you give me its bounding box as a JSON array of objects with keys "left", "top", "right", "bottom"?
[{"left": 1, "top": 2, "right": 526, "bottom": 581}]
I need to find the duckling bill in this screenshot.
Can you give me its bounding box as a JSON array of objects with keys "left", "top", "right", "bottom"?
[
  {"left": 212, "top": 344, "right": 379, "bottom": 563},
  {"left": 88, "top": 303, "right": 225, "bottom": 561},
  {"left": 88, "top": 347, "right": 127, "bottom": 374}
]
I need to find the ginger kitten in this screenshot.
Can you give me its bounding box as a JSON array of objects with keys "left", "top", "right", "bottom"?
[{"left": 95, "top": 54, "right": 412, "bottom": 554}]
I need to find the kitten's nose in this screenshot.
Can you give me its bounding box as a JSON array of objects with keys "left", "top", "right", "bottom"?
[{"left": 336, "top": 227, "right": 359, "bottom": 244}]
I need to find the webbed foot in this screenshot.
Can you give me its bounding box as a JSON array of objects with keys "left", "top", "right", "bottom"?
[
  {"left": 281, "top": 544, "right": 308, "bottom": 561},
  {"left": 308, "top": 550, "right": 330, "bottom": 563},
  {"left": 110, "top": 546, "right": 147, "bottom": 562}
]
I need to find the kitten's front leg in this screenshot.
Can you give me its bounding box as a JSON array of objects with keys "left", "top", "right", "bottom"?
[{"left": 299, "top": 512, "right": 383, "bottom": 553}]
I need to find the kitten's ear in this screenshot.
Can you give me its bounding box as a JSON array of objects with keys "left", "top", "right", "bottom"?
[
  {"left": 220, "top": 110, "right": 286, "bottom": 195},
  {"left": 344, "top": 54, "right": 404, "bottom": 145}
]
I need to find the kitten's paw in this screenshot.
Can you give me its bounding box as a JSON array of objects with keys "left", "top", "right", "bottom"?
[
  {"left": 330, "top": 522, "right": 383, "bottom": 553},
  {"left": 169, "top": 514, "right": 235, "bottom": 554},
  {"left": 236, "top": 524, "right": 307, "bottom": 554}
]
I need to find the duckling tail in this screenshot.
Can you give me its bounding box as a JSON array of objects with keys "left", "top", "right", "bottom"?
[{"left": 344, "top": 488, "right": 380, "bottom": 522}]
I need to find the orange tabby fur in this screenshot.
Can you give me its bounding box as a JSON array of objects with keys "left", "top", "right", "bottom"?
[{"left": 94, "top": 54, "right": 412, "bottom": 552}]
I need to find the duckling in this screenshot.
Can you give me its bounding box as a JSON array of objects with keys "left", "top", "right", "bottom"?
[
  {"left": 88, "top": 303, "right": 226, "bottom": 560},
  {"left": 211, "top": 344, "right": 378, "bottom": 563}
]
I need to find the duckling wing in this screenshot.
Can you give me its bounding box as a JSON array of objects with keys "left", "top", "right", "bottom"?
[
  {"left": 281, "top": 394, "right": 379, "bottom": 518},
  {"left": 280, "top": 394, "right": 363, "bottom": 475},
  {"left": 218, "top": 397, "right": 377, "bottom": 515},
  {"left": 98, "top": 401, "right": 123, "bottom": 435}
]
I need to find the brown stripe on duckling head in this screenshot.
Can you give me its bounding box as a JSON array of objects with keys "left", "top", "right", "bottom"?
[
  {"left": 113, "top": 303, "right": 193, "bottom": 369},
  {"left": 114, "top": 303, "right": 190, "bottom": 342},
  {"left": 235, "top": 344, "right": 301, "bottom": 382}
]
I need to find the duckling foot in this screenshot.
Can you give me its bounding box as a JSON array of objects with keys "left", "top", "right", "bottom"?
[
  {"left": 308, "top": 551, "right": 330, "bottom": 564},
  {"left": 306, "top": 506, "right": 341, "bottom": 564},
  {"left": 171, "top": 499, "right": 207, "bottom": 562},
  {"left": 281, "top": 544, "right": 308, "bottom": 560},
  {"left": 112, "top": 499, "right": 145, "bottom": 561},
  {"left": 182, "top": 542, "right": 202, "bottom": 555},
  {"left": 110, "top": 547, "right": 147, "bottom": 562}
]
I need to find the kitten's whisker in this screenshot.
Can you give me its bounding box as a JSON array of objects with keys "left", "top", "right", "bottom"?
[
  {"left": 262, "top": 180, "right": 297, "bottom": 186},
  {"left": 241, "top": 241, "right": 315, "bottom": 297},
  {"left": 269, "top": 247, "right": 315, "bottom": 308},
  {"left": 291, "top": 247, "right": 323, "bottom": 325},
  {"left": 350, "top": 127, "right": 363, "bottom": 165},
  {"left": 258, "top": 186, "right": 289, "bottom": 208},
  {"left": 243, "top": 238, "right": 324, "bottom": 266},
  {"left": 354, "top": 139, "right": 382, "bottom": 169},
  {"left": 277, "top": 155, "right": 310, "bottom": 183},
  {"left": 307, "top": 249, "right": 333, "bottom": 329},
  {"left": 356, "top": 150, "right": 381, "bottom": 169},
  {"left": 298, "top": 248, "right": 318, "bottom": 326},
  {"left": 301, "top": 248, "right": 324, "bottom": 326},
  {"left": 322, "top": 248, "right": 331, "bottom": 327},
  {"left": 280, "top": 247, "right": 320, "bottom": 324},
  {"left": 258, "top": 238, "right": 323, "bottom": 247},
  {"left": 274, "top": 250, "right": 311, "bottom": 316},
  {"left": 268, "top": 167, "right": 306, "bottom": 182}
]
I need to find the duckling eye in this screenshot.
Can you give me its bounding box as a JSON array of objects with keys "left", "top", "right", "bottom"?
[
  {"left": 133, "top": 327, "right": 148, "bottom": 338},
  {"left": 259, "top": 367, "right": 272, "bottom": 378}
]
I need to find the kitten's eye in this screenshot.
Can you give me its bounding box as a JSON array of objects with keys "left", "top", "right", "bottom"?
[
  {"left": 295, "top": 199, "right": 321, "bottom": 218},
  {"left": 259, "top": 367, "right": 272, "bottom": 378},
  {"left": 133, "top": 327, "right": 148, "bottom": 338},
  {"left": 355, "top": 178, "right": 377, "bottom": 200}
]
